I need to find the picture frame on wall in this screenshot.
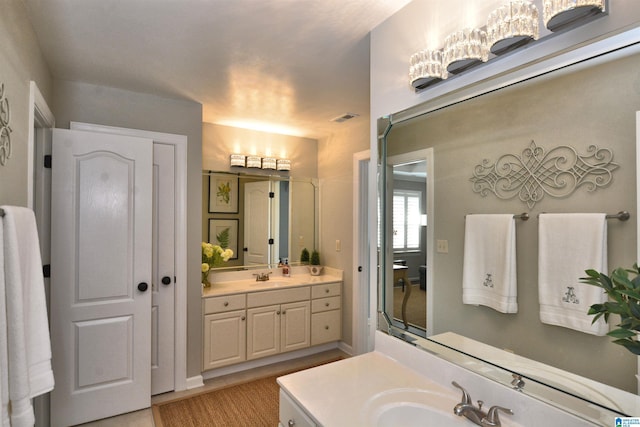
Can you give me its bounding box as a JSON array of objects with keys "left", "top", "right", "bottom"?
[
  {"left": 208, "top": 219, "right": 239, "bottom": 260},
  {"left": 209, "top": 174, "right": 239, "bottom": 213}
]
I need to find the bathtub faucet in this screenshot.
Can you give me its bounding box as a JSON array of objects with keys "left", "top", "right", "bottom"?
[{"left": 451, "top": 381, "right": 513, "bottom": 427}]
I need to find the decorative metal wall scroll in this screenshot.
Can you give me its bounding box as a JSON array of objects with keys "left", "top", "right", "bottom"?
[
  {"left": 470, "top": 140, "right": 618, "bottom": 208},
  {"left": 0, "top": 83, "right": 12, "bottom": 166}
]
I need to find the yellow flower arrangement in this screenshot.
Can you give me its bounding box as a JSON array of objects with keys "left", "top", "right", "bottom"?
[{"left": 201, "top": 241, "right": 233, "bottom": 287}]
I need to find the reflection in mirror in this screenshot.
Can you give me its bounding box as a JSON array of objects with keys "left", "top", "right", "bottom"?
[
  {"left": 202, "top": 171, "right": 317, "bottom": 269},
  {"left": 383, "top": 152, "right": 434, "bottom": 337},
  {"left": 379, "top": 41, "right": 640, "bottom": 419}
]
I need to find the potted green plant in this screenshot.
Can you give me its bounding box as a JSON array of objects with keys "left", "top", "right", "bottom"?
[
  {"left": 308, "top": 249, "right": 323, "bottom": 276},
  {"left": 580, "top": 264, "right": 640, "bottom": 355},
  {"left": 300, "top": 248, "right": 310, "bottom": 264}
]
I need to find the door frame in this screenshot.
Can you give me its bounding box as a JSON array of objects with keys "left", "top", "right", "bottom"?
[
  {"left": 353, "top": 150, "right": 372, "bottom": 355},
  {"left": 69, "top": 121, "right": 189, "bottom": 391}
]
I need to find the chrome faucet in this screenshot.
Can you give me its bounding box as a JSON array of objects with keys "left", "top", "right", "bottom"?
[
  {"left": 452, "top": 381, "right": 513, "bottom": 427},
  {"left": 253, "top": 271, "right": 272, "bottom": 282}
]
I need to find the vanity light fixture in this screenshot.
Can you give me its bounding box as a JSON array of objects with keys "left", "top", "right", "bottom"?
[
  {"left": 261, "top": 157, "right": 277, "bottom": 170},
  {"left": 543, "top": 0, "right": 605, "bottom": 32},
  {"left": 276, "top": 159, "right": 291, "bottom": 171},
  {"left": 230, "top": 154, "right": 246, "bottom": 167},
  {"left": 487, "top": 1, "right": 539, "bottom": 55},
  {"left": 443, "top": 28, "right": 489, "bottom": 75},
  {"left": 246, "top": 155, "right": 262, "bottom": 169}
]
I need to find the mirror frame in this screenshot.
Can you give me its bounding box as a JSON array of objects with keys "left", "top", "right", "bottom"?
[{"left": 377, "top": 29, "right": 640, "bottom": 423}]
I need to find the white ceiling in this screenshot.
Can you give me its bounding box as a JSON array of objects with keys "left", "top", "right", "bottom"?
[{"left": 24, "top": 0, "right": 412, "bottom": 139}]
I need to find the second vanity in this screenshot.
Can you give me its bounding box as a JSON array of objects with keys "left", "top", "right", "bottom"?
[{"left": 203, "top": 267, "right": 343, "bottom": 371}]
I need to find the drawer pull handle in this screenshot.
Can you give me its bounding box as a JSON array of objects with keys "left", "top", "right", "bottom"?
[
  {"left": 325, "top": 302, "right": 330, "bottom": 307},
  {"left": 325, "top": 289, "right": 329, "bottom": 293},
  {"left": 288, "top": 420, "right": 295, "bottom": 427},
  {"left": 277, "top": 310, "right": 281, "bottom": 315},
  {"left": 241, "top": 316, "right": 246, "bottom": 321},
  {"left": 325, "top": 326, "right": 329, "bottom": 330},
  {"left": 224, "top": 302, "right": 229, "bottom": 307},
  {"left": 282, "top": 310, "right": 286, "bottom": 315}
]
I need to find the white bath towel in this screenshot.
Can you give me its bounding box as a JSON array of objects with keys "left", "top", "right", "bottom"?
[
  {"left": 462, "top": 214, "right": 518, "bottom": 313},
  {"left": 0, "top": 223, "right": 10, "bottom": 427},
  {"left": 538, "top": 213, "right": 608, "bottom": 335},
  {"left": 2, "top": 206, "right": 55, "bottom": 426}
]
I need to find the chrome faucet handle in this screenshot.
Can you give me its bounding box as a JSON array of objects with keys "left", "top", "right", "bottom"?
[
  {"left": 482, "top": 405, "right": 514, "bottom": 427},
  {"left": 511, "top": 373, "right": 525, "bottom": 390},
  {"left": 451, "top": 381, "right": 472, "bottom": 404}
]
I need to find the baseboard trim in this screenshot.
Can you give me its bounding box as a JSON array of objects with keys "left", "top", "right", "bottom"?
[{"left": 185, "top": 375, "right": 204, "bottom": 390}]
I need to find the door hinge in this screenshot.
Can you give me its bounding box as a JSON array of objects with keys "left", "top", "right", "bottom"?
[
  {"left": 43, "top": 264, "right": 51, "bottom": 278},
  {"left": 269, "top": 192, "right": 275, "bottom": 198},
  {"left": 268, "top": 238, "right": 274, "bottom": 245},
  {"left": 44, "top": 155, "right": 52, "bottom": 169}
]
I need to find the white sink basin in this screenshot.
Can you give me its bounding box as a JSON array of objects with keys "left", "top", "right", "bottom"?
[{"left": 362, "top": 388, "right": 466, "bottom": 426}]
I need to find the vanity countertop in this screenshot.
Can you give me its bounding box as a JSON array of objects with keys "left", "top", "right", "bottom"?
[
  {"left": 276, "top": 351, "right": 462, "bottom": 426},
  {"left": 202, "top": 269, "right": 343, "bottom": 298}
]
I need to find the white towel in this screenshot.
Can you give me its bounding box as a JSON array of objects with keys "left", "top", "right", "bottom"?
[
  {"left": 462, "top": 214, "right": 518, "bottom": 313},
  {"left": 538, "top": 213, "right": 608, "bottom": 335},
  {"left": 2, "top": 206, "right": 55, "bottom": 427},
  {"left": 0, "top": 223, "right": 10, "bottom": 427}
]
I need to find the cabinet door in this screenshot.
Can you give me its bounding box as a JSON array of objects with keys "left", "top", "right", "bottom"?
[
  {"left": 279, "top": 389, "right": 316, "bottom": 427},
  {"left": 247, "top": 305, "right": 280, "bottom": 360},
  {"left": 203, "top": 310, "right": 246, "bottom": 370},
  {"left": 281, "top": 301, "right": 310, "bottom": 353},
  {"left": 311, "top": 310, "right": 341, "bottom": 346}
]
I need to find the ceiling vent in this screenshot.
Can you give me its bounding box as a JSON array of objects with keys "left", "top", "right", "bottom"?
[{"left": 330, "top": 112, "right": 360, "bottom": 123}]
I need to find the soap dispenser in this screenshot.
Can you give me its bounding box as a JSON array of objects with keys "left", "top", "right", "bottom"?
[{"left": 282, "top": 259, "right": 290, "bottom": 277}]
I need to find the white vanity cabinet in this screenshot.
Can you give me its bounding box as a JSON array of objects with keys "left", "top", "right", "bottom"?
[
  {"left": 202, "top": 275, "right": 342, "bottom": 372},
  {"left": 311, "top": 282, "right": 342, "bottom": 345},
  {"left": 203, "top": 294, "right": 247, "bottom": 370},
  {"left": 279, "top": 389, "right": 317, "bottom": 427},
  {"left": 247, "top": 293, "right": 311, "bottom": 360}
]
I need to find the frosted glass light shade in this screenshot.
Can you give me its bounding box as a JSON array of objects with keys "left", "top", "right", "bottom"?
[
  {"left": 230, "top": 154, "right": 246, "bottom": 167},
  {"left": 543, "top": 0, "right": 605, "bottom": 31},
  {"left": 443, "top": 28, "right": 489, "bottom": 75},
  {"left": 262, "top": 157, "right": 277, "bottom": 170},
  {"left": 409, "top": 49, "right": 446, "bottom": 90},
  {"left": 487, "top": 1, "right": 539, "bottom": 55},
  {"left": 277, "top": 159, "right": 291, "bottom": 171},
  {"left": 246, "top": 155, "right": 262, "bottom": 168}
]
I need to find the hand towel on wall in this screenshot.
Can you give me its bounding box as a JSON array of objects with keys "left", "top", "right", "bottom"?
[
  {"left": 0, "top": 223, "right": 10, "bottom": 427},
  {"left": 2, "top": 206, "right": 55, "bottom": 426},
  {"left": 462, "top": 214, "right": 518, "bottom": 313},
  {"left": 538, "top": 213, "right": 608, "bottom": 335}
]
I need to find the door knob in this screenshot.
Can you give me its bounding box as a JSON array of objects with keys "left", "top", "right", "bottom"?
[
  {"left": 161, "top": 276, "right": 171, "bottom": 285},
  {"left": 137, "top": 282, "right": 148, "bottom": 292}
]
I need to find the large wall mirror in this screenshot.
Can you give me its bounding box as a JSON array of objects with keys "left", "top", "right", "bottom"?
[
  {"left": 202, "top": 171, "right": 318, "bottom": 269},
  {"left": 378, "top": 35, "right": 640, "bottom": 420}
]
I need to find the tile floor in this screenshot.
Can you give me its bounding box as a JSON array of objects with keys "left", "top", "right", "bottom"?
[{"left": 76, "top": 348, "right": 349, "bottom": 427}]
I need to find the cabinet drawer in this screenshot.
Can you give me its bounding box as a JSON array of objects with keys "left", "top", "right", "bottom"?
[
  {"left": 311, "top": 282, "right": 341, "bottom": 299},
  {"left": 311, "top": 296, "right": 341, "bottom": 313},
  {"left": 204, "top": 294, "right": 246, "bottom": 314},
  {"left": 311, "top": 310, "right": 341, "bottom": 345},
  {"left": 248, "top": 286, "right": 310, "bottom": 307}
]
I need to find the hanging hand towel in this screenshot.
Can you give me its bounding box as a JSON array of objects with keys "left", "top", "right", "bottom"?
[
  {"left": 538, "top": 213, "right": 608, "bottom": 335},
  {"left": 0, "top": 222, "right": 10, "bottom": 427},
  {"left": 462, "top": 214, "right": 518, "bottom": 313}
]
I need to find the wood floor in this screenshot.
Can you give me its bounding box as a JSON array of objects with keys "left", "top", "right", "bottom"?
[{"left": 76, "top": 348, "right": 349, "bottom": 427}]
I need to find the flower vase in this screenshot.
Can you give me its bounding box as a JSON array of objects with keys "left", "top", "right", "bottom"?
[
  {"left": 202, "top": 271, "right": 212, "bottom": 288},
  {"left": 308, "top": 265, "right": 323, "bottom": 276}
]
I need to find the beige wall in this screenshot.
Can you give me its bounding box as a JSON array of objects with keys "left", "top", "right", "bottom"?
[
  {"left": 0, "top": 0, "right": 52, "bottom": 206},
  {"left": 318, "top": 116, "right": 370, "bottom": 349},
  {"left": 52, "top": 79, "right": 204, "bottom": 378},
  {"left": 387, "top": 52, "right": 640, "bottom": 392}
]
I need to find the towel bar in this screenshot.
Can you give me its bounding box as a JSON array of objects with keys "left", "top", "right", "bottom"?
[
  {"left": 606, "top": 211, "right": 630, "bottom": 221},
  {"left": 0, "top": 207, "right": 4, "bottom": 217}
]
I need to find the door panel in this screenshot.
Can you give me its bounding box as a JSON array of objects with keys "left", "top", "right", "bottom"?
[
  {"left": 151, "top": 143, "right": 175, "bottom": 395},
  {"left": 244, "top": 181, "right": 270, "bottom": 264},
  {"left": 50, "top": 129, "right": 152, "bottom": 426}
]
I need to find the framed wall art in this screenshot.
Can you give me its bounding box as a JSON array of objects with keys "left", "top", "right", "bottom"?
[
  {"left": 209, "top": 174, "right": 239, "bottom": 213},
  {"left": 208, "top": 218, "right": 239, "bottom": 259}
]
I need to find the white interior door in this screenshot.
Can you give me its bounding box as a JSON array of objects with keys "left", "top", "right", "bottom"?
[
  {"left": 244, "top": 180, "right": 271, "bottom": 264},
  {"left": 50, "top": 129, "right": 153, "bottom": 426},
  {"left": 151, "top": 143, "right": 175, "bottom": 395}
]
